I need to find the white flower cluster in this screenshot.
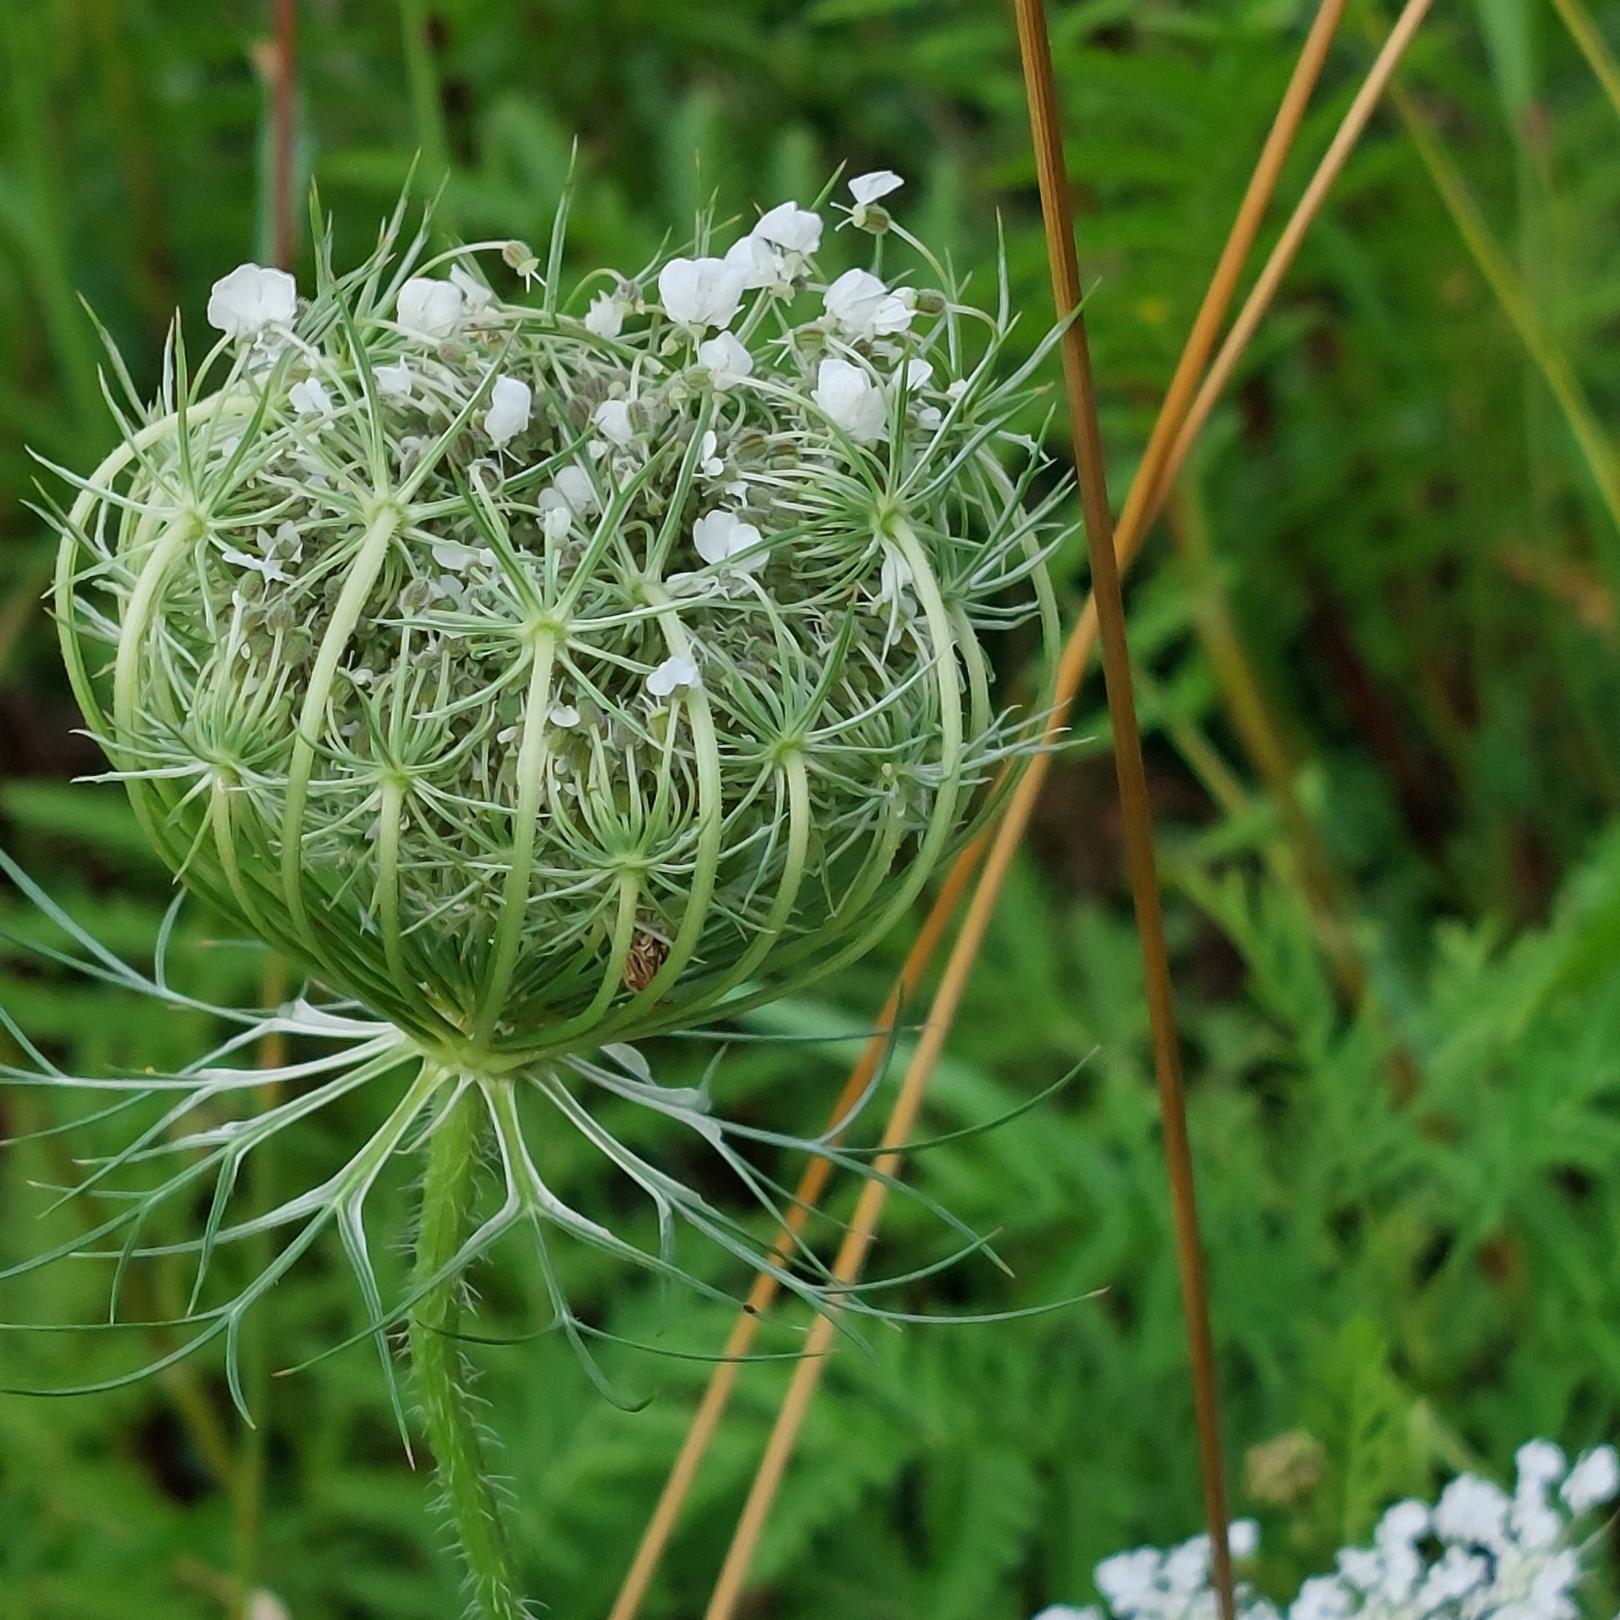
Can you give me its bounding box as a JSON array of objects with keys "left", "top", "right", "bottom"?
[{"left": 1036, "top": 1443, "right": 1620, "bottom": 1620}]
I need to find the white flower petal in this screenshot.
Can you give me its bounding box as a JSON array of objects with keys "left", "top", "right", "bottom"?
[
  {"left": 753, "top": 200, "right": 823, "bottom": 256},
  {"left": 207, "top": 263, "right": 297, "bottom": 338},
  {"left": 396, "top": 276, "right": 466, "bottom": 341},
  {"left": 658, "top": 256, "right": 748, "bottom": 330},
  {"left": 823, "top": 267, "right": 914, "bottom": 340},
  {"left": 849, "top": 169, "right": 903, "bottom": 206},
  {"left": 646, "top": 654, "right": 700, "bottom": 698},
  {"left": 592, "top": 399, "right": 636, "bottom": 447},
  {"left": 375, "top": 362, "right": 414, "bottom": 402},
  {"left": 288, "top": 377, "right": 332, "bottom": 417},
  {"left": 585, "top": 289, "right": 626, "bottom": 338},
  {"left": 697, "top": 331, "right": 754, "bottom": 391},
  {"left": 484, "top": 375, "right": 532, "bottom": 447},
  {"left": 813, "top": 357, "right": 887, "bottom": 444}
]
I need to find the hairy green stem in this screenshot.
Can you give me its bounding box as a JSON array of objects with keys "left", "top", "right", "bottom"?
[{"left": 411, "top": 1083, "right": 527, "bottom": 1620}]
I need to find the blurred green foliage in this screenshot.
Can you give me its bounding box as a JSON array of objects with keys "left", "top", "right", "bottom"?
[{"left": 3, "top": 0, "right": 1620, "bottom": 1617}]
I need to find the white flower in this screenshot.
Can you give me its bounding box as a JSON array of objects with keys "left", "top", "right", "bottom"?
[
  {"left": 1228, "top": 1520, "right": 1260, "bottom": 1561},
  {"left": 1032, "top": 1610, "right": 1100, "bottom": 1620},
  {"left": 1562, "top": 1446, "right": 1619, "bottom": 1512},
  {"left": 657, "top": 256, "right": 747, "bottom": 331},
  {"left": 900, "top": 358, "right": 934, "bottom": 392},
  {"left": 814, "top": 357, "right": 887, "bottom": 444},
  {"left": 542, "top": 463, "right": 599, "bottom": 517},
  {"left": 541, "top": 506, "right": 572, "bottom": 542},
  {"left": 724, "top": 233, "right": 782, "bottom": 293},
  {"left": 396, "top": 276, "right": 466, "bottom": 341},
  {"left": 646, "top": 653, "right": 700, "bottom": 698},
  {"left": 1435, "top": 1474, "right": 1511, "bottom": 1546},
  {"left": 823, "top": 267, "right": 914, "bottom": 339},
  {"left": 585, "top": 289, "right": 627, "bottom": 338},
  {"left": 1517, "top": 1442, "right": 1568, "bottom": 1488},
  {"left": 849, "top": 169, "right": 903, "bottom": 206},
  {"left": 695, "top": 430, "right": 726, "bottom": 480},
  {"left": 207, "top": 263, "right": 297, "bottom": 338},
  {"left": 375, "top": 362, "right": 414, "bottom": 402},
  {"left": 754, "top": 200, "right": 823, "bottom": 256},
  {"left": 430, "top": 538, "right": 482, "bottom": 573},
  {"left": 449, "top": 264, "right": 494, "bottom": 315},
  {"left": 288, "top": 377, "right": 333, "bottom": 417},
  {"left": 1095, "top": 1548, "right": 1160, "bottom": 1613},
  {"left": 693, "top": 509, "right": 764, "bottom": 576},
  {"left": 592, "top": 399, "right": 636, "bottom": 446},
  {"left": 697, "top": 331, "right": 754, "bottom": 391},
  {"left": 484, "top": 376, "right": 532, "bottom": 447},
  {"left": 548, "top": 703, "right": 580, "bottom": 728}
]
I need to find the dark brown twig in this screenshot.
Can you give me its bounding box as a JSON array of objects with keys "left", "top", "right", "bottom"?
[{"left": 1009, "top": 1, "right": 1235, "bottom": 1614}]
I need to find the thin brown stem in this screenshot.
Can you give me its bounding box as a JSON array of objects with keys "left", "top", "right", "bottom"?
[
  {"left": 626, "top": 8, "right": 1355, "bottom": 1615},
  {"left": 1012, "top": 1, "right": 1235, "bottom": 1613},
  {"left": 606, "top": 841, "right": 984, "bottom": 1620},
  {"left": 1149, "top": 0, "right": 1437, "bottom": 533}
]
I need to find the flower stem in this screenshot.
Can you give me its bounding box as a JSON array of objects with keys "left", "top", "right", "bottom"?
[{"left": 411, "top": 1083, "right": 527, "bottom": 1620}]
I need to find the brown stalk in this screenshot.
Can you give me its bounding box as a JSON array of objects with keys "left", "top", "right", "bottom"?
[
  {"left": 1149, "top": 0, "right": 1437, "bottom": 530},
  {"left": 605, "top": 838, "right": 985, "bottom": 1620},
  {"left": 1011, "top": 0, "right": 1235, "bottom": 1610},
  {"left": 619, "top": 5, "right": 1354, "bottom": 1614}
]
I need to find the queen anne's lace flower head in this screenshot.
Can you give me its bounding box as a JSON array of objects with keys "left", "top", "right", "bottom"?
[
  {"left": 31, "top": 178, "right": 1067, "bottom": 1425},
  {"left": 53, "top": 178, "right": 1064, "bottom": 1061}
]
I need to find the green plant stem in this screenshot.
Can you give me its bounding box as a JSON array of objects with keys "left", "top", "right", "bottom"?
[{"left": 410, "top": 1081, "right": 526, "bottom": 1620}]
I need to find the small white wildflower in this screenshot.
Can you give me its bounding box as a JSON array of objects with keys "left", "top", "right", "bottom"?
[
  {"left": 245, "top": 1592, "right": 292, "bottom": 1620},
  {"left": 396, "top": 276, "right": 466, "bottom": 341},
  {"left": 484, "top": 376, "right": 532, "bottom": 447},
  {"left": 697, "top": 331, "right": 754, "bottom": 391},
  {"left": 848, "top": 169, "right": 903, "bottom": 230},
  {"left": 545, "top": 463, "right": 600, "bottom": 516},
  {"left": 696, "top": 429, "right": 725, "bottom": 480},
  {"left": 646, "top": 653, "right": 700, "bottom": 698},
  {"left": 725, "top": 232, "right": 782, "bottom": 293},
  {"left": 548, "top": 703, "right": 580, "bottom": 728},
  {"left": 693, "top": 509, "right": 765, "bottom": 576},
  {"left": 1228, "top": 1520, "right": 1260, "bottom": 1561},
  {"left": 1561, "top": 1445, "right": 1619, "bottom": 1512},
  {"left": 592, "top": 399, "right": 635, "bottom": 447},
  {"left": 1033, "top": 1610, "right": 1100, "bottom": 1620},
  {"left": 1435, "top": 1474, "right": 1511, "bottom": 1546},
  {"left": 753, "top": 200, "right": 823, "bottom": 256},
  {"left": 430, "top": 538, "right": 482, "bottom": 573},
  {"left": 1376, "top": 1500, "right": 1429, "bottom": 1545},
  {"left": 946, "top": 376, "right": 970, "bottom": 400},
  {"left": 1517, "top": 1441, "right": 1568, "bottom": 1488},
  {"left": 1095, "top": 1548, "right": 1161, "bottom": 1614},
  {"left": 449, "top": 264, "right": 495, "bottom": 315},
  {"left": 814, "top": 356, "right": 887, "bottom": 444},
  {"left": 221, "top": 544, "right": 292, "bottom": 585},
  {"left": 849, "top": 169, "right": 903, "bottom": 206},
  {"left": 541, "top": 506, "right": 572, "bottom": 542},
  {"left": 823, "top": 267, "right": 914, "bottom": 339},
  {"left": 207, "top": 263, "right": 297, "bottom": 338},
  {"left": 657, "top": 256, "right": 747, "bottom": 331},
  {"left": 288, "top": 377, "right": 333, "bottom": 418},
  {"left": 585, "top": 288, "right": 627, "bottom": 338},
  {"left": 375, "top": 361, "right": 414, "bottom": 402}
]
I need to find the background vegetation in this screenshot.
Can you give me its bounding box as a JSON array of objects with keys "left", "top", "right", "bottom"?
[{"left": 3, "top": 0, "right": 1620, "bottom": 1616}]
